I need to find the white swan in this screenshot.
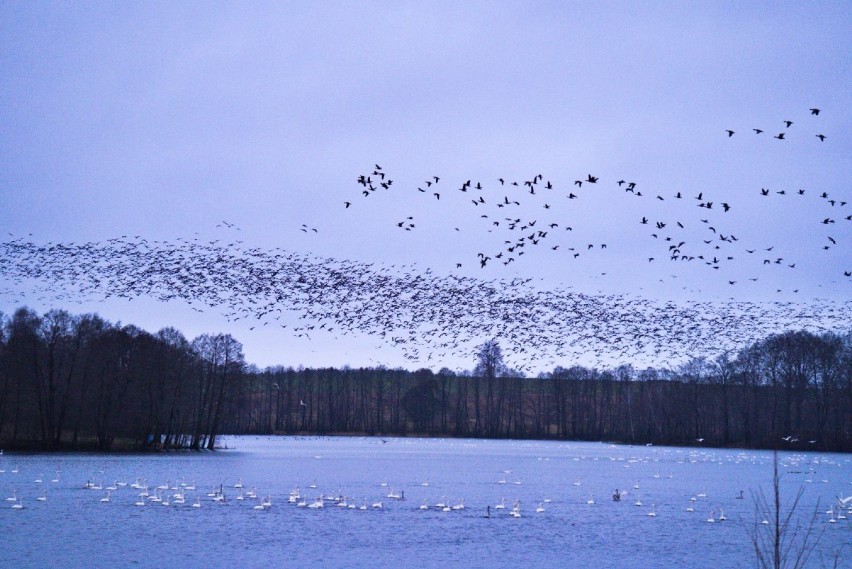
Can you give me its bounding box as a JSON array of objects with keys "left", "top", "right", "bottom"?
[
  {"left": 536, "top": 503, "right": 545, "bottom": 513},
  {"left": 12, "top": 499, "right": 23, "bottom": 510}
]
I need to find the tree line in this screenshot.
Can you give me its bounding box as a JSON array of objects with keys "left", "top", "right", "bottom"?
[
  {"left": 1, "top": 307, "right": 849, "bottom": 452},
  {"left": 0, "top": 307, "right": 243, "bottom": 450},
  {"left": 231, "top": 334, "right": 851, "bottom": 452}
]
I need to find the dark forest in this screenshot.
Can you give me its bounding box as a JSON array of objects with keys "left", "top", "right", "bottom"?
[{"left": 1, "top": 307, "right": 849, "bottom": 452}]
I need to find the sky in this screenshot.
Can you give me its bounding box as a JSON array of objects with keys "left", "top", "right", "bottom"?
[{"left": 1, "top": 1, "right": 850, "bottom": 373}]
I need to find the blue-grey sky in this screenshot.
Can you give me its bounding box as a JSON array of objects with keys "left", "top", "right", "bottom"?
[{"left": 1, "top": 2, "right": 850, "bottom": 372}]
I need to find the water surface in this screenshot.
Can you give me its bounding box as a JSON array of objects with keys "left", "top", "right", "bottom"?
[{"left": 1, "top": 437, "right": 848, "bottom": 568}]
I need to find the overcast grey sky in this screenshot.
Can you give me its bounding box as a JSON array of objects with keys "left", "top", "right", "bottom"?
[{"left": 1, "top": 2, "right": 849, "bottom": 371}]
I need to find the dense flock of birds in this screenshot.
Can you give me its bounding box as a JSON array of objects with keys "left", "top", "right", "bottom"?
[
  {"left": 1, "top": 107, "right": 849, "bottom": 371},
  {"left": 1, "top": 234, "right": 850, "bottom": 371}
]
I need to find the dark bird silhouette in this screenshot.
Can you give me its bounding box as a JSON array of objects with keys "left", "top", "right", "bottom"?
[
  {"left": 344, "top": 201, "right": 351, "bottom": 208},
  {"left": 726, "top": 130, "right": 735, "bottom": 137},
  {"left": 783, "top": 120, "right": 793, "bottom": 128},
  {"left": 810, "top": 108, "right": 820, "bottom": 115},
  {"left": 816, "top": 134, "right": 826, "bottom": 141},
  {"left": 774, "top": 132, "right": 785, "bottom": 140},
  {"left": 753, "top": 129, "right": 763, "bottom": 134}
]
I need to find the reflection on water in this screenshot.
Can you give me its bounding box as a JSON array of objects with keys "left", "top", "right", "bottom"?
[{"left": 0, "top": 437, "right": 849, "bottom": 568}]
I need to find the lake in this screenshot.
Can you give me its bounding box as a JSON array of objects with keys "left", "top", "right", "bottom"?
[{"left": 0, "top": 437, "right": 849, "bottom": 568}]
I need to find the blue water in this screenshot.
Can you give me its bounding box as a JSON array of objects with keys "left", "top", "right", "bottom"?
[{"left": 0, "top": 437, "right": 848, "bottom": 568}]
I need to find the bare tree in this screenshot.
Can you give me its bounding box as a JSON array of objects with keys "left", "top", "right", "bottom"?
[{"left": 748, "top": 450, "right": 825, "bottom": 569}]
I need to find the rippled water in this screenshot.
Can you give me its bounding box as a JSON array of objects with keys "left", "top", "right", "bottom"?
[{"left": 0, "top": 437, "right": 849, "bottom": 568}]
